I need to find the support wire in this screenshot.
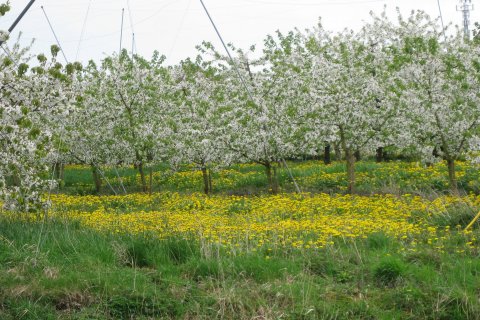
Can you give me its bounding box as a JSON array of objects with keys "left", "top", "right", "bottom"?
[
  {"left": 41, "top": 6, "right": 69, "bottom": 64},
  {"left": 76, "top": 0, "right": 92, "bottom": 61}
]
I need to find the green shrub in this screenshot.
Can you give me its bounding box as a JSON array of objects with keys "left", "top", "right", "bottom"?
[
  {"left": 404, "top": 250, "right": 441, "bottom": 268},
  {"left": 124, "top": 239, "right": 153, "bottom": 268}
]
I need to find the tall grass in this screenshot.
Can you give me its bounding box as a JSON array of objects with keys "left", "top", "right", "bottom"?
[{"left": 1, "top": 215, "right": 479, "bottom": 319}]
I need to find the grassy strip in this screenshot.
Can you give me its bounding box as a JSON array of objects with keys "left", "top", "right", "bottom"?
[
  {"left": 59, "top": 160, "right": 480, "bottom": 196},
  {"left": 1, "top": 217, "right": 479, "bottom": 319}
]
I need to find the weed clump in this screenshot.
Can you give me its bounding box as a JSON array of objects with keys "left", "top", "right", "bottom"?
[
  {"left": 431, "top": 204, "right": 477, "bottom": 229},
  {"left": 106, "top": 294, "right": 182, "bottom": 319},
  {"left": 374, "top": 258, "right": 406, "bottom": 287},
  {"left": 367, "top": 232, "right": 392, "bottom": 250}
]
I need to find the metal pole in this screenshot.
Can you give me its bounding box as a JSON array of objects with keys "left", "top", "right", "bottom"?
[
  {"left": 0, "top": 0, "right": 36, "bottom": 46},
  {"left": 76, "top": 0, "right": 92, "bottom": 61},
  {"left": 198, "top": 0, "right": 255, "bottom": 105},
  {"left": 8, "top": 0, "right": 36, "bottom": 33},
  {"left": 198, "top": 0, "right": 302, "bottom": 194},
  {"left": 465, "top": 211, "right": 480, "bottom": 231},
  {"left": 437, "top": 0, "right": 448, "bottom": 43},
  {"left": 132, "top": 33, "right": 135, "bottom": 57},
  {"left": 127, "top": 0, "right": 136, "bottom": 57},
  {"left": 119, "top": 8, "right": 125, "bottom": 54}
]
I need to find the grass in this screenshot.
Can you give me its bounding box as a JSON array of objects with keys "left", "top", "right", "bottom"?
[
  {"left": 59, "top": 160, "right": 480, "bottom": 196},
  {"left": 1, "top": 160, "right": 480, "bottom": 319},
  {"left": 0, "top": 214, "right": 479, "bottom": 319}
]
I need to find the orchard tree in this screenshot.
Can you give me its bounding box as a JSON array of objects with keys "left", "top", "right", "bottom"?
[
  {"left": 0, "top": 30, "right": 74, "bottom": 211},
  {"left": 198, "top": 39, "right": 311, "bottom": 193},
  {"left": 397, "top": 34, "right": 480, "bottom": 193},
  {"left": 361, "top": 9, "right": 480, "bottom": 193},
  {"left": 39, "top": 52, "right": 83, "bottom": 188},
  {"left": 64, "top": 60, "right": 125, "bottom": 193},
  {"left": 301, "top": 25, "right": 393, "bottom": 194},
  {"left": 170, "top": 57, "right": 232, "bottom": 194},
  {"left": 86, "top": 51, "right": 172, "bottom": 193}
]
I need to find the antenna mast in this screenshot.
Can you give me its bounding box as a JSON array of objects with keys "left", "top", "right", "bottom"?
[{"left": 457, "top": 0, "right": 474, "bottom": 39}]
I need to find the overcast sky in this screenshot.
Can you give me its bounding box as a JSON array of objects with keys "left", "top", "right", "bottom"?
[{"left": 0, "top": 0, "right": 477, "bottom": 65}]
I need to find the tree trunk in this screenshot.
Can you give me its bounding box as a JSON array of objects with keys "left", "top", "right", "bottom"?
[
  {"left": 10, "top": 172, "right": 20, "bottom": 187},
  {"left": 265, "top": 162, "right": 279, "bottom": 194},
  {"left": 208, "top": 169, "right": 213, "bottom": 194},
  {"left": 91, "top": 165, "right": 102, "bottom": 193},
  {"left": 334, "top": 143, "right": 342, "bottom": 161},
  {"left": 376, "top": 147, "right": 384, "bottom": 163},
  {"left": 324, "top": 144, "right": 332, "bottom": 165},
  {"left": 346, "top": 149, "right": 356, "bottom": 195},
  {"left": 447, "top": 158, "right": 458, "bottom": 194},
  {"left": 59, "top": 163, "right": 65, "bottom": 181},
  {"left": 138, "top": 162, "right": 147, "bottom": 193},
  {"left": 425, "top": 147, "right": 438, "bottom": 167},
  {"left": 149, "top": 166, "right": 153, "bottom": 195},
  {"left": 266, "top": 162, "right": 273, "bottom": 192},
  {"left": 354, "top": 150, "right": 361, "bottom": 162},
  {"left": 433, "top": 146, "right": 440, "bottom": 158},
  {"left": 273, "top": 165, "right": 279, "bottom": 193},
  {"left": 202, "top": 166, "right": 210, "bottom": 195},
  {"left": 53, "top": 162, "right": 65, "bottom": 180}
]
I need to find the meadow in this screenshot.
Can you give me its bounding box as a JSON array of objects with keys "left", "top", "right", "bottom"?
[
  {"left": 1, "top": 160, "right": 480, "bottom": 319},
  {"left": 60, "top": 160, "right": 480, "bottom": 195},
  {"left": 3, "top": 3, "right": 480, "bottom": 319}
]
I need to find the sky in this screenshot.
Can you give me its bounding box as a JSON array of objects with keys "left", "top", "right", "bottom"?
[{"left": 0, "top": 0, "right": 477, "bottom": 65}]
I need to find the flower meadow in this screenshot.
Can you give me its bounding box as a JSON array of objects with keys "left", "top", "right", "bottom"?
[
  {"left": 2, "top": 2, "right": 480, "bottom": 317},
  {"left": 39, "top": 192, "right": 476, "bottom": 254},
  {"left": 4, "top": 160, "right": 479, "bottom": 256},
  {"left": 2, "top": 162, "right": 480, "bottom": 319}
]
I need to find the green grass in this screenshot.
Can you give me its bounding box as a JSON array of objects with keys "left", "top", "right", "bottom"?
[
  {"left": 0, "top": 216, "right": 479, "bottom": 319},
  {"left": 58, "top": 160, "right": 480, "bottom": 196},
  {"left": 3, "top": 160, "right": 480, "bottom": 318}
]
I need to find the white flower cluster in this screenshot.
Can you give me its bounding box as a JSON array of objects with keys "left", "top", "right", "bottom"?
[
  {"left": 3, "top": 9, "right": 480, "bottom": 207},
  {"left": 0, "top": 29, "right": 9, "bottom": 42},
  {"left": 1, "top": 44, "right": 74, "bottom": 212}
]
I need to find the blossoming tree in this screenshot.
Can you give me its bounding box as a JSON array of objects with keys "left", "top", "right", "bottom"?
[{"left": 0, "top": 38, "right": 73, "bottom": 211}]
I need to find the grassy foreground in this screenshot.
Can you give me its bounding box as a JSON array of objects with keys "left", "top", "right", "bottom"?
[
  {"left": 1, "top": 192, "right": 479, "bottom": 319},
  {"left": 0, "top": 217, "right": 479, "bottom": 319},
  {"left": 1, "top": 161, "right": 480, "bottom": 319}
]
